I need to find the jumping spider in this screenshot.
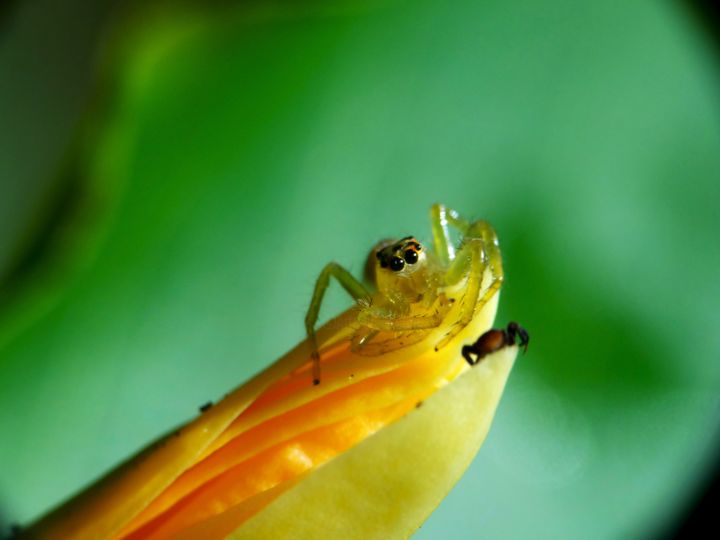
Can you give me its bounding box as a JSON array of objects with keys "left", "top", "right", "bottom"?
[{"left": 305, "top": 204, "right": 504, "bottom": 385}]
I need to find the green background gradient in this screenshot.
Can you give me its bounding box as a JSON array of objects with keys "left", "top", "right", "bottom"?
[{"left": 1, "top": 1, "right": 719, "bottom": 538}]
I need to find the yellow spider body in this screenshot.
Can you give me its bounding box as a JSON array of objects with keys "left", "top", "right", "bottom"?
[{"left": 305, "top": 204, "right": 504, "bottom": 384}]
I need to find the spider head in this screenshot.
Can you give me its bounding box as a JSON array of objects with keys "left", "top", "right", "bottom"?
[
  {"left": 375, "top": 237, "right": 424, "bottom": 272},
  {"left": 365, "top": 236, "right": 427, "bottom": 292}
]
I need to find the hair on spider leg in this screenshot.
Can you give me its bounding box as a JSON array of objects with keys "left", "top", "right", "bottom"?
[{"left": 462, "top": 321, "right": 529, "bottom": 366}]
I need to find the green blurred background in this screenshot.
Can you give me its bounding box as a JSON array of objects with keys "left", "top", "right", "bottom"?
[{"left": 1, "top": 0, "right": 719, "bottom": 538}]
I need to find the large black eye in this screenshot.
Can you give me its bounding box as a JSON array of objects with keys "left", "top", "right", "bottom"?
[
  {"left": 389, "top": 256, "right": 405, "bottom": 272},
  {"left": 404, "top": 249, "right": 418, "bottom": 264}
]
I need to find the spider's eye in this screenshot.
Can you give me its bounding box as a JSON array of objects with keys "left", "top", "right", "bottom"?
[
  {"left": 404, "top": 249, "right": 418, "bottom": 264},
  {"left": 389, "top": 257, "right": 405, "bottom": 272}
]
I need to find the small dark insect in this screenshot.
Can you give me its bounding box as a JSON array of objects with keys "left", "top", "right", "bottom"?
[
  {"left": 462, "top": 321, "right": 529, "bottom": 366},
  {"left": 199, "top": 401, "right": 214, "bottom": 413}
]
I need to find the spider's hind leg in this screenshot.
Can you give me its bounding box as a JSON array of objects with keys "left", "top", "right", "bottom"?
[{"left": 433, "top": 210, "right": 505, "bottom": 351}]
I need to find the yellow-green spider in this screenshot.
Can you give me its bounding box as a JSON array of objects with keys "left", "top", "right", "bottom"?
[{"left": 306, "top": 203, "right": 505, "bottom": 384}]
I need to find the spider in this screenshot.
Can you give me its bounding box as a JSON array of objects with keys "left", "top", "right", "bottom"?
[{"left": 305, "top": 203, "right": 504, "bottom": 385}]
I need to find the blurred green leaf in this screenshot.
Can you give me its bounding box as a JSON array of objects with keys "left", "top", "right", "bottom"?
[{"left": 1, "top": 0, "right": 719, "bottom": 538}]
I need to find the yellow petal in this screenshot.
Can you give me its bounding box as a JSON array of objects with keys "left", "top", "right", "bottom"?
[
  {"left": 25, "top": 272, "right": 514, "bottom": 540},
  {"left": 25, "top": 312, "right": 355, "bottom": 540},
  {"left": 232, "top": 345, "right": 518, "bottom": 539}
]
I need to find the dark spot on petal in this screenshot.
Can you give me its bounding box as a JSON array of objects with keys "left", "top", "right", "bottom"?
[{"left": 199, "top": 401, "right": 213, "bottom": 413}]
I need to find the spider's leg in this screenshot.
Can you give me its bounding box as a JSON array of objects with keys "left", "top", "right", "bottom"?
[
  {"left": 305, "top": 263, "right": 371, "bottom": 385},
  {"left": 349, "top": 306, "right": 445, "bottom": 357},
  {"left": 434, "top": 237, "right": 485, "bottom": 350},
  {"left": 350, "top": 326, "right": 380, "bottom": 353},
  {"left": 430, "top": 203, "right": 469, "bottom": 265},
  {"left": 357, "top": 308, "right": 445, "bottom": 332},
  {"left": 434, "top": 211, "right": 505, "bottom": 350},
  {"left": 466, "top": 219, "right": 504, "bottom": 315},
  {"left": 431, "top": 204, "right": 503, "bottom": 281},
  {"left": 445, "top": 208, "right": 504, "bottom": 298},
  {"left": 352, "top": 290, "right": 454, "bottom": 355}
]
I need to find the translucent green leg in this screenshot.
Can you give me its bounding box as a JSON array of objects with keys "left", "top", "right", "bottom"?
[
  {"left": 305, "top": 263, "right": 371, "bottom": 385},
  {"left": 434, "top": 238, "right": 485, "bottom": 350},
  {"left": 432, "top": 203, "right": 503, "bottom": 289},
  {"left": 350, "top": 293, "right": 452, "bottom": 356},
  {"left": 465, "top": 219, "right": 504, "bottom": 313},
  {"left": 430, "top": 204, "right": 505, "bottom": 350},
  {"left": 358, "top": 309, "right": 445, "bottom": 332},
  {"left": 430, "top": 203, "right": 463, "bottom": 265}
]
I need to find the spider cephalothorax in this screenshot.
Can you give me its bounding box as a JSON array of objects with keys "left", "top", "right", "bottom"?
[{"left": 305, "top": 204, "right": 504, "bottom": 384}]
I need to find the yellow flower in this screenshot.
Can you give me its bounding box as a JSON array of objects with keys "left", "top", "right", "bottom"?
[{"left": 25, "top": 256, "right": 518, "bottom": 540}]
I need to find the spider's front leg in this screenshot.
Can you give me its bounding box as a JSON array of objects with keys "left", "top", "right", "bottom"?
[
  {"left": 430, "top": 204, "right": 504, "bottom": 351},
  {"left": 305, "top": 263, "right": 371, "bottom": 385},
  {"left": 461, "top": 218, "right": 504, "bottom": 318}
]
